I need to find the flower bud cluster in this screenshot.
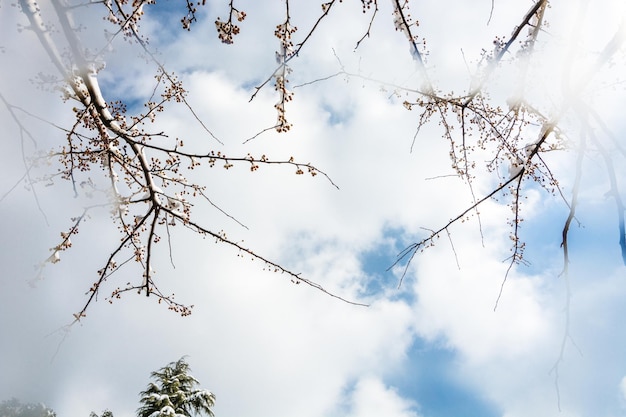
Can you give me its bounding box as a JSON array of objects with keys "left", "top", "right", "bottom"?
[
  {"left": 391, "top": 0, "right": 417, "bottom": 41},
  {"left": 273, "top": 20, "right": 297, "bottom": 132},
  {"left": 215, "top": 6, "right": 246, "bottom": 44}
]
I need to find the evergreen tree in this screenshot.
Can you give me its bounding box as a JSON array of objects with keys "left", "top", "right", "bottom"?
[
  {"left": 0, "top": 398, "right": 55, "bottom": 417},
  {"left": 137, "top": 358, "right": 216, "bottom": 417},
  {"left": 89, "top": 410, "right": 114, "bottom": 417}
]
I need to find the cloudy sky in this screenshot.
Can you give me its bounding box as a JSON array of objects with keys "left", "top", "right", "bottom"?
[{"left": 1, "top": 1, "right": 626, "bottom": 417}]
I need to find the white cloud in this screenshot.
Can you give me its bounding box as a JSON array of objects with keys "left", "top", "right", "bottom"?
[
  {"left": 343, "top": 377, "right": 421, "bottom": 417},
  {"left": 620, "top": 376, "right": 626, "bottom": 402}
]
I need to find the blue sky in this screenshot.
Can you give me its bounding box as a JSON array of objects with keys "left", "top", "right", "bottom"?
[
  {"left": 1, "top": 1, "right": 626, "bottom": 417},
  {"left": 392, "top": 340, "right": 500, "bottom": 417}
]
